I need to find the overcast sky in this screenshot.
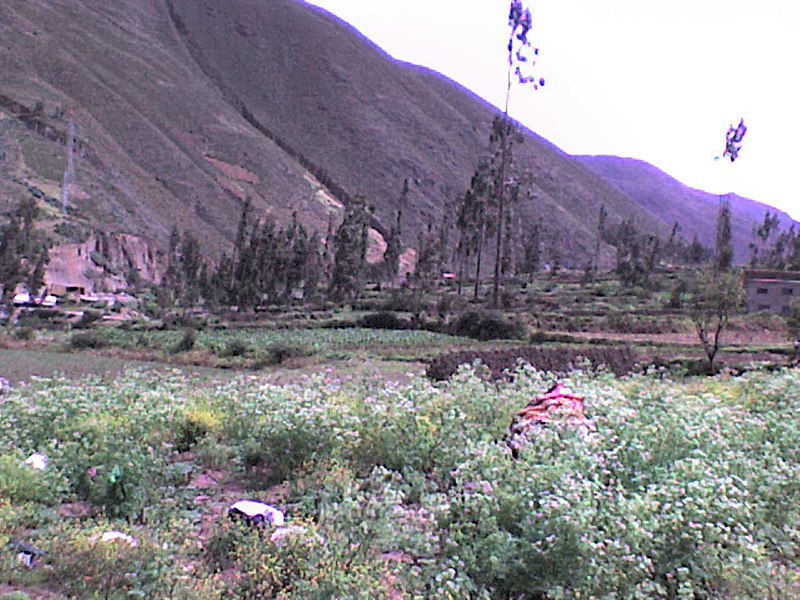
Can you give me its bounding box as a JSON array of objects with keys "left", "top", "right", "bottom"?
[{"left": 305, "top": 0, "right": 800, "bottom": 220}]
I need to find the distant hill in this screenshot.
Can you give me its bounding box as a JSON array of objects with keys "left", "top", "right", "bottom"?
[
  {"left": 575, "top": 156, "right": 796, "bottom": 263},
  {"left": 0, "top": 0, "right": 792, "bottom": 285}
]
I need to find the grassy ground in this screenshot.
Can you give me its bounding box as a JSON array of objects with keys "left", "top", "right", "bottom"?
[{"left": 0, "top": 347, "right": 142, "bottom": 385}]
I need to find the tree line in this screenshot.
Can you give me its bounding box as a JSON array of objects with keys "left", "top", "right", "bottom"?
[
  {"left": 0, "top": 198, "right": 49, "bottom": 305},
  {"left": 157, "top": 115, "right": 732, "bottom": 312},
  {"left": 747, "top": 211, "right": 800, "bottom": 270}
]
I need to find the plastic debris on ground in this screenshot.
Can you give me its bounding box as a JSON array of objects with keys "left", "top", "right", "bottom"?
[
  {"left": 228, "top": 500, "right": 285, "bottom": 526},
  {"left": 9, "top": 540, "right": 46, "bottom": 569},
  {"left": 96, "top": 531, "right": 138, "bottom": 546},
  {"left": 507, "top": 382, "right": 596, "bottom": 457},
  {"left": 24, "top": 452, "right": 48, "bottom": 471}
]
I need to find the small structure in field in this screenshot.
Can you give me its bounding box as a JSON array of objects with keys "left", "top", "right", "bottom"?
[
  {"left": 9, "top": 540, "right": 46, "bottom": 569},
  {"left": 507, "top": 382, "right": 596, "bottom": 458},
  {"left": 744, "top": 270, "right": 800, "bottom": 316},
  {"left": 228, "top": 500, "right": 285, "bottom": 526}
]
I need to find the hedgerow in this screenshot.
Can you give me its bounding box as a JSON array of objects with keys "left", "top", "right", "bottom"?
[{"left": 427, "top": 344, "right": 640, "bottom": 380}]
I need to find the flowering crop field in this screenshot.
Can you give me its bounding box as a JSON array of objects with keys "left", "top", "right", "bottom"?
[
  {"left": 1, "top": 366, "right": 799, "bottom": 598},
  {"left": 88, "top": 326, "right": 474, "bottom": 355}
]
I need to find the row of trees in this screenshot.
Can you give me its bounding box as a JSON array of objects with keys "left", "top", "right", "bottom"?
[
  {"left": 748, "top": 211, "right": 800, "bottom": 270},
  {"left": 159, "top": 198, "right": 379, "bottom": 310},
  {"left": 0, "top": 198, "right": 49, "bottom": 304}
]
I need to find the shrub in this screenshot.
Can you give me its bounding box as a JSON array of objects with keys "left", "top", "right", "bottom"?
[
  {"left": 73, "top": 310, "right": 103, "bottom": 329},
  {"left": 0, "top": 453, "right": 65, "bottom": 504},
  {"left": 47, "top": 526, "right": 164, "bottom": 598},
  {"left": 448, "top": 311, "right": 525, "bottom": 341},
  {"left": 219, "top": 339, "right": 250, "bottom": 357},
  {"left": 210, "top": 512, "right": 402, "bottom": 598},
  {"left": 357, "top": 311, "right": 413, "bottom": 330},
  {"left": 427, "top": 344, "right": 640, "bottom": 380},
  {"left": 175, "top": 407, "right": 223, "bottom": 452},
  {"left": 69, "top": 331, "right": 108, "bottom": 349},
  {"left": 171, "top": 328, "right": 196, "bottom": 354},
  {"left": 11, "top": 326, "right": 35, "bottom": 341},
  {"left": 258, "top": 343, "right": 308, "bottom": 366}
]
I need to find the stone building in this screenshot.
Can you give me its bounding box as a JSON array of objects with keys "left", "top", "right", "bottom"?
[{"left": 743, "top": 270, "right": 800, "bottom": 315}]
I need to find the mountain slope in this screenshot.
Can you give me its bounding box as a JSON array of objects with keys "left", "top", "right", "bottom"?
[
  {"left": 0, "top": 0, "right": 341, "bottom": 255},
  {"left": 162, "top": 0, "right": 669, "bottom": 257},
  {"left": 0, "top": 0, "right": 789, "bottom": 281},
  {"left": 0, "top": 0, "right": 662, "bottom": 267},
  {"left": 576, "top": 156, "right": 796, "bottom": 263}
]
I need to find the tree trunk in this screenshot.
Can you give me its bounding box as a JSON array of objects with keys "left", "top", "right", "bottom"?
[
  {"left": 492, "top": 124, "right": 509, "bottom": 308},
  {"left": 473, "top": 223, "right": 485, "bottom": 302}
]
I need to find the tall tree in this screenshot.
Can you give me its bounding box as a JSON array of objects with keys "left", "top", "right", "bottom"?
[
  {"left": 490, "top": 0, "right": 545, "bottom": 307},
  {"left": 750, "top": 211, "right": 779, "bottom": 267},
  {"left": 411, "top": 219, "right": 440, "bottom": 319},
  {"left": 715, "top": 195, "right": 734, "bottom": 273},
  {"left": 303, "top": 231, "right": 324, "bottom": 303},
  {"left": 518, "top": 218, "right": 542, "bottom": 283},
  {"left": 231, "top": 198, "right": 251, "bottom": 289},
  {"left": 179, "top": 231, "right": 203, "bottom": 307},
  {"left": 382, "top": 180, "right": 407, "bottom": 287},
  {"left": 501, "top": 203, "right": 517, "bottom": 278},
  {"left": 456, "top": 163, "right": 494, "bottom": 302},
  {"left": 490, "top": 116, "right": 523, "bottom": 307},
  {"left": 613, "top": 219, "right": 648, "bottom": 287},
  {"left": 688, "top": 270, "right": 743, "bottom": 373},
  {"left": 686, "top": 235, "right": 710, "bottom": 265},
  {"left": 328, "top": 198, "right": 370, "bottom": 303},
  {"left": 595, "top": 204, "right": 608, "bottom": 270},
  {"left": 0, "top": 215, "right": 22, "bottom": 303}
]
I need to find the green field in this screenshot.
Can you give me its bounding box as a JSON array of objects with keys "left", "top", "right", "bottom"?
[{"left": 1, "top": 366, "right": 799, "bottom": 598}]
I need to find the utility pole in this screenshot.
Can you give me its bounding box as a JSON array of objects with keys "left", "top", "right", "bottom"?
[{"left": 61, "top": 120, "right": 76, "bottom": 215}]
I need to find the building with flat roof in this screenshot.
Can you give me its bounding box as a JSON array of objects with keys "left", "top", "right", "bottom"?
[{"left": 743, "top": 270, "right": 800, "bottom": 316}]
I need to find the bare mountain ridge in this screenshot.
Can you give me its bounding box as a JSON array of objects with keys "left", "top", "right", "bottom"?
[
  {"left": 0, "top": 0, "right": 790, "bottom": 281},
  {"left": 576, "top": 155, "right": 797, "bottom": 263}
]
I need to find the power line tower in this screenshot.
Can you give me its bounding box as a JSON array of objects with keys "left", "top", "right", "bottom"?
[
  {"left": 61, "top": 120, "right": 76, "bottom": 215},
  {"left": 0, "top": 118, "right": 8, "bottom": 161}
]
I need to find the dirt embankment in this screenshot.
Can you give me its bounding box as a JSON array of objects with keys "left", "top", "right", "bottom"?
[{"left": 46, "top": 232, "right": 165, "bottom": 293}]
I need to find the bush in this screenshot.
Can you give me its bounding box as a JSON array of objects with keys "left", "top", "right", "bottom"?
[
  {"left": 258, "top": 343, "right": 309, "bottom": 366},
  {"left": 171, "top": 328, "right": 196, "bottom": 354},
  {"left": 0, "top": 453, "right": 65, "bottom": 504},
  {"left": 47, "top": 526, "right": 164, "bottom": 598},
  {"left": 448, "top": 311, "right": 525, "bottom": 341},
  {"left": 175, "top": 407, "right": 223, "bottom": 452},
  {"left": 427, "top": 344, "right": 640, "bottom": 380},
  {"left": 219, "top": 339, "right": 250, "bottom": 357},
  {"left": 69, "top": 331, "right": 108, "bottom": 349},
  {"left": 15, "top": 310, "right": 61, "bottom": 330},
  {"left": 11, "top": 326, "right": 35, "bottom": 341},
  {"left": 73, "top": 310, "right": 103, "bottom": 329},
  {"left": 357, "top": 311, "right": 413, "bottom": 330},
  {"left": 209, "top": 514, "right": 400, "bottom": 598}
]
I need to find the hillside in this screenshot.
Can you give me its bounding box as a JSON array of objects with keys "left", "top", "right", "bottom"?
[
  {"left": 0, "top": 0, "right": 664, "bottom": 268},
  {"left": 0, "top": 0, "right": 791, "bottom": 285},
  {"left": 577, "top": 155, "right": 797, "bottom": 263}
]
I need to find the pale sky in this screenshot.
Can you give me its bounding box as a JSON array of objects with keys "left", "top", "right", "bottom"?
[{"left": 305, "top": 0, "right": 800, "bottom": 220}]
